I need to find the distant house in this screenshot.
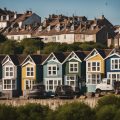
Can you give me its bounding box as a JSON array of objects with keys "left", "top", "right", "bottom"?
[
  {"left": 0, "top": 8, "right": 16, "bottom": 31},
  {"left": 105, "top": 48, "right": 120, "bottom": 82},
  {"left": 1, "top": 55, "right": 25, "bottom": 98},
  {"left": 34, "top": 15, "right": 87, "bottom": 44},
  {"left": 4, "top": 11, "right": 41, "bottom": 41}
]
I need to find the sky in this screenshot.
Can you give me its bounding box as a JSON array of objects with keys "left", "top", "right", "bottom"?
[{"left": 0, "top": 0, "right": 120, "bottom": 25}]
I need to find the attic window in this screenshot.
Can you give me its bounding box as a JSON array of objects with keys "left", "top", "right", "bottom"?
[
  {"left": 53, "top": 57, "right": 56, "bottom": 60},
  {"left": 91, "top": 51, "right": 97, "bottom": 56}
]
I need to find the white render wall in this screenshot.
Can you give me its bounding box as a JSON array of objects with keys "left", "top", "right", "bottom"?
[
  {"left": 85, "top": 34, "right": 95, "bottom": 42},
  {"left": 0, "top": 22, "right": 7, "bottom": 28},
  {"left": 56, "top": 34, "right": 75, "bottom": 44},
  {"left": 40, "top": 34, "right": 75, "bottom": 44},
  {"left": 7, "top": 34, "right": 31, "bottom": 41}
]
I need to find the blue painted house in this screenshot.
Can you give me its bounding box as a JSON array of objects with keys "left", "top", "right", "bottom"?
[
  {"left": 42, "top": 52, "right": 68, "bottom": 93},
  {"left": 105, "top": 48, "right": 120, "bottom": 82}
]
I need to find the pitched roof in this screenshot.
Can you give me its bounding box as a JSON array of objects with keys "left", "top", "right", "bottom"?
[
  {"left": 0, "top": 55, "right": 6, "bottom": 63},
  {"left": 30, "top": 54, "right": 48, "bottom": 64},
  {"left": 54, "top": 52, "right": 70, "bottom": 63}
]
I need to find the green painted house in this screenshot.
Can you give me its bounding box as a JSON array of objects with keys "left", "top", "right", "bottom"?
[{"left": 62, "top": 51, "right": 88, "bottom": 93}]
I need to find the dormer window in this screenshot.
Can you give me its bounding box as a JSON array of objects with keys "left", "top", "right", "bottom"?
[
  {"left": 38, "top": 26, "right": 42, "bottom": 32},
  {"left": 55, "top": 24, "right": 60, "bottom": 32},
  {"left": 71, "top": 24, "right": 74, "bottom": 31},
  {"left": 47, "top": 26, "right": 51, "bottom": 32}
]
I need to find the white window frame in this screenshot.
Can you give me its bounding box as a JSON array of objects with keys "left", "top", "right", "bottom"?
[
  {"left": 65, "top": 75, "right": 77, "bottom": 90},
  {"left": 3, "top": 79, "right": 16, "bottom": 90},
  {"left": 24, "top": 79, "right": 35, "bottom": 90},
  {"left": 87, "top": 61, "right": 101, "bottom": 72},
  {"left": 45, "top": 78, "right": 62, "bottom": 92},
  {"left": 47, "top": 64, "right": 57, "bottom": 76},
  {"left": 5, "top": 65, "right": 14, "bottom": 78},
  {"left": 26, "top": 66, "right": 34, "bottom": 77},
  {"left": 107, "top": 72, "right": 120, "bottom": 81},
  {"left": 86, "top": 73, "right": 101, "bottom": 85},
  {"left": 69, "top": 62, "right": 78, "bottom": 73},
  {"left": 111, "top": 58, "right": 120, "bottom": 70}
]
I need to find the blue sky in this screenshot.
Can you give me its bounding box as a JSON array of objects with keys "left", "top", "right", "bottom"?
[{"left": 0, "top": 0, "right": 120, "bottom": 25}]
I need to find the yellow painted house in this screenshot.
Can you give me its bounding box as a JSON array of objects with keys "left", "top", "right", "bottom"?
[
  {"left": 21, "top": 55, "right": 43, "bottom": 96},
  {"left": 84, "top": 48, "right": 110, "bottom": 92}
]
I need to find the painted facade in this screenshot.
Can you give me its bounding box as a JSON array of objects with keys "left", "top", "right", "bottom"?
[
  {"left": 84, "top": 49, "right": 106, "bottom": 92},
  {"left": 42, "top": 53, "right": 66, "bottom": 93},
  {"left": 2, "top": 55, "right": 21, "bottom": 98},
  {"left": 62, "top": 51, "right": 86, "bottom": 93},
  {"left": 105, "top": 49, "right": 120, "bottom": 83}
]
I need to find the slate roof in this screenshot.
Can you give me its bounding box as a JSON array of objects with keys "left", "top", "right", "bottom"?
[
  {"left": 0, "top": 55, "right": 6, "bottom": 63},
  {"left": 30, "top": 54, "right": 48, "bottom": 64}
]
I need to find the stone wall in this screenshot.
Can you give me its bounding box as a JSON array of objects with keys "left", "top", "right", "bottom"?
[{"left": 0, "top": 98, "right": 99, "bottom": 110}]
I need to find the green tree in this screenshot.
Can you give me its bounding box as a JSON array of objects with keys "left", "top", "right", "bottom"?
[
  {"left": 0, "top": 40, "right": 19, "bottom": 54},
  {"left": 0, "top": 104, "right": 18, "bottom": 120},
  {"left": 53, "top": 102, "right": 95, "bottom": 120},
  {"left": 96, "top": 105, "right": 117, "bottom": 120},
  {"left": 16, "top": 103, "right": 50, "bottom": 120},
  {"left": 95, "top": 95, "right": 120, "bottom": 110},
  {"left": 21, "top": 38, "right": 44, "bottom": 54},
  {"left": 0, "top": 33, "right": 7, "bottom": 43}
]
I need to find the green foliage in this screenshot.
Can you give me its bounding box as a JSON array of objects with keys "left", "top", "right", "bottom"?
[
  {"left": 96, "top": 105, "right": 117, "bottom": 120},
  {"left": 0, "top": 34, "right": 7, "bottom": 43},
  {"left": 0, "top": 104, "right": 18, "bottom": 120},
  {"left": 16, "top": 103, "right": 50, "bottom": 120},
  {"left": 1, "top": 96, "right": 120, "bottom": 120},
  {"left": 0, "top": 40, "right": 20, "bottom": 54},
  {"left": 95, "top": 95, "right": 120, "bottom": 110},
  {"left": 53, "top": 102, "right": 95, "bottom": 120},
  {"left": 21, "top": 38, "right": 44, "bottom": 54}
]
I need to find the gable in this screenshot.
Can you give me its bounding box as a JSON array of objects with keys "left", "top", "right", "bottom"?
[
  {"left": 22, "top": 56, "right": 35, "bottom": 66},
  {"left": 2, "top": 56, "right": 14, "bottom": 66},
  {"left": 106, "top": 54, "right": 120, "bottom": 60},
  {"left": 84, "top": 49, "right": 98, "bottom": 61},
  {"left": 87, "top": 54, "right": 103, "bottom": 61},
  {"left": 63, "top": 52, "right": 81, "bottom": 64},
  {"left": 42, "top": 53, "right": 61, "bottom": 65}
]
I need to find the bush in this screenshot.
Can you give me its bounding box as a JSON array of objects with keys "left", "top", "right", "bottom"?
[
  {"left": 96, "top": 105, "right": 117, "bottom": 120},
  {"left": 95, "top": 95, "right": 120, "bottom": 110},
  {"left": 0, "top": 104, "right": 18, "bottom": 120},
  {"left": 16, "top": 103, "right": 50, "bottom": 120},
  {"left": 53, "top": 102, "right": 95, "bottom": 120}
]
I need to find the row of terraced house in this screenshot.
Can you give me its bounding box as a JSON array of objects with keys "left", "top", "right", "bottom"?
[
  {"left": 0, "top": 48, "right": 120, "bottom": 98},
  {"left": 1, "top": 8, "right": 120, "bottom": 47}
]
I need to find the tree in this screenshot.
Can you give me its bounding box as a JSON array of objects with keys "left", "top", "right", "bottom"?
[
  {"left": 96, "top": 105, "right": 117, "bottom": 120},
  {"left": 95, "top": 95, "right": 120, "bottom": 110},
  {"left": 0, "top": 40, "right": 19, "bottom": 54},
  {"left": 0, "top": 104, "right": 18, "bottom": 120},
  {"left": 21, "top": 38, "right": 44, "bottom": 54},
  {"left": 16, "top": 103, "right": 50, "bottom": 120},
  {"left": 53, "top": 102, "right": 95, "bottom": 120},
  {"left": 0, "top": 33, "right": 7, "bottom": 43}
]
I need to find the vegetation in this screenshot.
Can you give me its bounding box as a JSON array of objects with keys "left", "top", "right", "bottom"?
[
  {"left": 0, "top": 35, "right": 107, "bottom": 54},
  {"left": 0, "top": 95, "right": 120, "bottom": 120}
]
